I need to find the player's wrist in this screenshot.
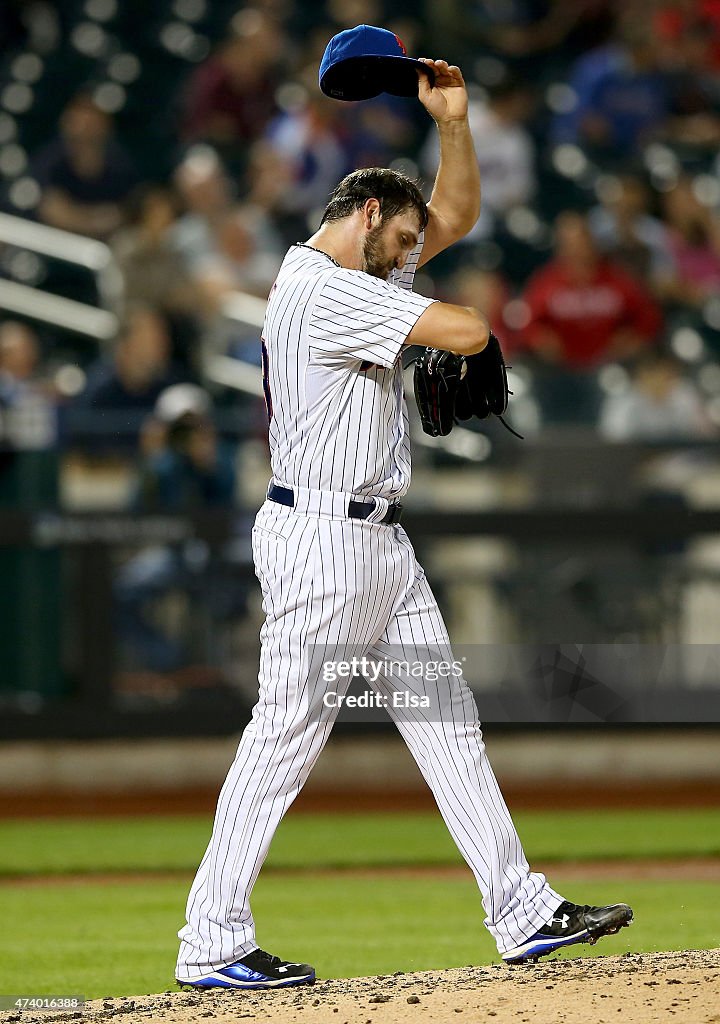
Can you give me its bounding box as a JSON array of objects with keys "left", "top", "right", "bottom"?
[{"left": 435, "top": 114, "right": 470, "bottom": 131}]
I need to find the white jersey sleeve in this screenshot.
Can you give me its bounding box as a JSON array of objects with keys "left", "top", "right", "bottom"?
[
  {"left": 388, "top": 234, "right": 424, "bottom": 291},
  {"left": 309, "top": 234, "right": 433, "bottom": 369}
]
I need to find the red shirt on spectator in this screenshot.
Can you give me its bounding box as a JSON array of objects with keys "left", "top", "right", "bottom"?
[
  {"left": 523, "top": 256, "right": 662, "bottom": 368},
  {"left": 655, "top": 1, "right": 720, "bottom": 71}
]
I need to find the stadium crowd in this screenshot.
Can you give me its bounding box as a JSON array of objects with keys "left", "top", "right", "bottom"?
[{"left": 1, "top": 0, "right": 720, "bottom": 464}]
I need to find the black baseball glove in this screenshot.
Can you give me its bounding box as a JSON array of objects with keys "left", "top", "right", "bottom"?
[
  {"left": 413, "top": 347, "right": 466, "bottom": 436},
  {"left": 414, "top": 332, "right": 522, "bottom": 438}
]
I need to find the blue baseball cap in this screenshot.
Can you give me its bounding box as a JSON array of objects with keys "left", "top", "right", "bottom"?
[{"left": 319, "top": 24, "right": 434, "bottom": 101}]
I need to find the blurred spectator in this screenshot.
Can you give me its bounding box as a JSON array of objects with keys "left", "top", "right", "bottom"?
[
  {"left": 554, "top": 10, "right": 720, "bottom": 162},
  {"left": 262, "top": 85, "right": 350, "bottom": 238},
  {"left": 523, "top": 212, "right": 663, "bottom": 368},
  {"left": 588, "top": 174, "right": 674, "bottom": 283},
  {"left": 244, "top": 138, "right": 297, "bottom": 245},
  {"left": 33, "top": 92, "right": 138, "bottom": 240},
  {"left": 74, "top": 306, "right": 187, "bottom": 440},
  {"left": 180, "top": 8, "right": 284, "bottom": 170},
  {"left": 521, "top": 211, "right": 662, "bottom": 423},
  {"left": 0, "top": 321, "right": 40, "bottom": 397},
  {"left": 189, "top": 196, "right": 284, "bottom": 369},
  {"left": 421, "top": 74, "right": 536, "bottom": 240},
  {"left": 428, "top": 0, "right": 615, "bottom": 70},
  {"left": 133, "top": 385, "right": 236, "bottom": 511},
  {"left": 655, "top": 176, "right": 720, "bottom": 309},
  {"left": 661, "top": 16, "right": 720, "bottom": 151},
  {"left": 112, "top": 185, "right": 199, "bottom": 319},
  {"left": 171, "top": 145, "right": 282, "bottom": 365},
  {"left": 111, "top": 184, "right": 202, "bottom": 371},
  {"left": 115, "top": 384, "right": 239, "bottom": 675},
  {"left": 599, "top": 350, "right": 715, "bottom": 440},
  {"left": 191, "top": 203, "right": 284, "bottom": 312},
  {"left": 654, "top": 1, "right": 720, "bottom": 73},
  {"left": 551, "top": 19, "right": 669, "bottom": 161},
  {"left": 171, "top": 146, "right": 236, "bottom": 273},
  {"left": 0, "top": 321, "right": 56, "bottom": 449}
]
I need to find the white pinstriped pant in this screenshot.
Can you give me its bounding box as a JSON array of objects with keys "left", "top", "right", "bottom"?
[{"left": 176, "top": 499, "right": 563, "bottom": 979}]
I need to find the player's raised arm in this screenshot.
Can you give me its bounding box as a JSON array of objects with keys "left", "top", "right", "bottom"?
[{"left": 415, "top": 59, "right": 481, "bottom": 268}]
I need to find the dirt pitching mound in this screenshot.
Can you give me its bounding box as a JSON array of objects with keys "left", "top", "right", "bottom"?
[{"left": 4, "top": 949, "right": 719, "bottom": 1024}]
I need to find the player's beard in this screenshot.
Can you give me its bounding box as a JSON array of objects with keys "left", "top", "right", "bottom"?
[{"left": 362, "top": 224, "right": 395, "bottom": 280}]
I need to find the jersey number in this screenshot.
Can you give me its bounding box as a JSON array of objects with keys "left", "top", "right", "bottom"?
[{"left": 261, "top": 337, "right": 273, "bottom": 423}]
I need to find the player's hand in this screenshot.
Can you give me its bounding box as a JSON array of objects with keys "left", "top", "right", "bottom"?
[{"left": 417, "top": 59, "right": 468, "bottom": 125}]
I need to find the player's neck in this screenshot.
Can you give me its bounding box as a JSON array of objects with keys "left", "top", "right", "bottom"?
[{"left": 305, "top": 224, "right": 361, "bottom": 272}]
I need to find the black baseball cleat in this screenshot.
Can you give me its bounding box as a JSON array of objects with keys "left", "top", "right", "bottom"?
[
  {"left": 502, "top": 901, "right": 634, "bottom": 964},
  {"left": 176, "top": 948, "right": 316, "bottom": 989}
]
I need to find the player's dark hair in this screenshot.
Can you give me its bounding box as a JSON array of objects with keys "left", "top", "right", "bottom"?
[{"left": 321, "top": 168, "right": 428, "bottom": 229}]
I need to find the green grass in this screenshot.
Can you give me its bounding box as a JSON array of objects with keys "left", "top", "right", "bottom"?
[
  {"left": 0, "top": 810, "right": 718, "bottom": 998},
  {"left": 1, "top": 809, "right": 720, "bottom": 877},
  {"left": 1, "top": 875, "right": 717, "bottom": 998}
]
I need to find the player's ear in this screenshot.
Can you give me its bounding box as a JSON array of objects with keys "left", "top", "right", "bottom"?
[{"left": 363, "top": 198, "right": 381, "bottom": 229}]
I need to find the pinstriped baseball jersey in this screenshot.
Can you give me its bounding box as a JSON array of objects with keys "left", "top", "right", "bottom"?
[{"left": 262, "top": 239, "right": 434, "bottom": 498}]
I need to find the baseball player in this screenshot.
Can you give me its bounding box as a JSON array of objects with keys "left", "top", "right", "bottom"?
[{"left": 175, "top": 56, "right": 632, "bottom": 990}]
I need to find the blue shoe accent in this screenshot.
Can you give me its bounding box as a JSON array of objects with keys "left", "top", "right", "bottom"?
[
  {"left": 177, "top": 949, "right": 316, "bottom": 990},
  {"left": 503, "top": 927, "right": 590, "bottom": 963},
  {"left": 502, "top": 902, "right": 633, "bottom": 964}
]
